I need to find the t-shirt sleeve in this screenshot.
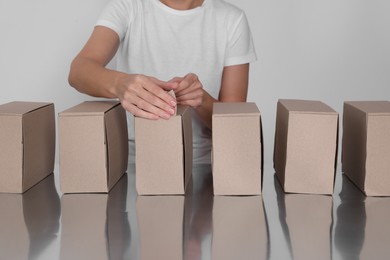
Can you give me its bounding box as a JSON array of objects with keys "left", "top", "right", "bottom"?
[
  {"left": 225, "top": 12, "right": 257, "bottom": 67},
  {"left": 95, "top": 0, "right": 133, "bottom": 40}
]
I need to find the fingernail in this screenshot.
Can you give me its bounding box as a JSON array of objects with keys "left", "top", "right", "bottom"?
[
  {"left": 169, "top": 108, "right": 175, "bottom": 115},
  {"left": 171, "top": 101, "right": 177, "bottom": 106}
]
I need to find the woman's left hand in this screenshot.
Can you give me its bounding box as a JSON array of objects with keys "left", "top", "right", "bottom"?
[{"left": 168, "top": 73, "right": 204, "bottom": 108}]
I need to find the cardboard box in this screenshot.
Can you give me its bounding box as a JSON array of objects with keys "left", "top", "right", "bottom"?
[
  {"left": 212, "top": 196, "right": 269, "bottom": 260},
  {"left": 273, "top": 99, "right": 338, "bottom": 195},
  {"left": 342, "top": 101, "right": 390, "bottom": 196},
  {"left": 212, "top": 102, "right": 263, "bottom": 195},
  {"left": 59, "top": 101, "right": 128, "bottom": 193},
  {"left": 137, "top": 196, "right": 184, "bottom": 260},
  {"left": 0, "top": 101, "right": 55, "bottom": 193},
  {"left": 135, "top": 105, "right": 192, "bottom": 195}
]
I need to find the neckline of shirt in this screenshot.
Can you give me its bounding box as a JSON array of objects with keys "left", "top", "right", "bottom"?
[{"left": 153, "top": 0, "right": 209, "bottom": 15}]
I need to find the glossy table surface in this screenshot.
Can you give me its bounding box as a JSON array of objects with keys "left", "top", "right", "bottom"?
[{"left": 1, "top": 163, "right": 389, "bottom": 260}]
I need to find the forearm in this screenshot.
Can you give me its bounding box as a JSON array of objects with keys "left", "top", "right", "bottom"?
[
  {"left": 68, "top": 57, "right": 125, "bottom": 99},
  {"left": 195, "top": 90, "right": 217, "bottom": 129}
]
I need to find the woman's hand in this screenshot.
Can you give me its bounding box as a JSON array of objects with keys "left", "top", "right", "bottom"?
[
  {"left": 168, "top": 73, "right": 204, "bottom": 108},
  {"left": 116, "top": 74, "right": 177, "bottom": 120}
]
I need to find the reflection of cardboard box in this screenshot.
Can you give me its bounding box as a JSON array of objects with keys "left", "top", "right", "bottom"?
[
  {"left": 342, "top": 101, "right": 390, "bottom": 196},
  {"left": 212, "top": 196, "right": 268, "bottom": 260},
  {"left": 60, "top": 175, "right": 129, "bottom": 260},
  {"left": 0, "top": 194, "right": 29, "bottom": 259},
  {"left": 135, "top": 105, "right": 192, "bottom": 195},
  {"left": 361, "top": 197, "right": 390, "bottom": 259},
  {"left": 59, "top": 101, "right": 128, "bottom": 193},
  {"left": 274, "top": 99, "right": 338, "bottom": 195},
  {"left": 0, "top": 101, "right": 55, "bottom": 193},
  {"left": 212, "top": 102, "right": 262, "bottom": 195},
  {"left": 137, "top": 196, "right": 184, "bottom": 260},
  {"left": 284, "top": 194, "right": 332, "bottom": 260},
  {"left": 60, "top": 194, "right": 108, "bottom": 260},
  {"left": 0, "top": 175, "right": 60, "bottom": 259}
]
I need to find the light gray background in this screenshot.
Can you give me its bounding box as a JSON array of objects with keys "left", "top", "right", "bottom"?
[
  {"left": 0, "top": 2, "right": 389, "bottom": 260},
  {"left": 1, "top": 0, "right": 389, "bottom": 164}
]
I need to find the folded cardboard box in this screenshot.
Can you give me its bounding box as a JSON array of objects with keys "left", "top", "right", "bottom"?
[
  {"left": 0, "top": 101, "right": 55, "bottom": 193},
  {"left": 59, "top": 101, "right": 128, "bottom": 193},
  {"left": 135, "top": 105, "right": 192, "bottom": 195},
  {"left": 212, "top": 102, "right": 263, "bottom": 195},
  {"left": 342, "top": 101, "right": 390, "bottom": 196},
  {"left": 273, "top": 99, "right": 338, "bottom": 195}
]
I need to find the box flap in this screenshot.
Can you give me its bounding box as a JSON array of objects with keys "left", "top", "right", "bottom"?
[
  {"left": 105, "top": 105, "right": 128, "bottom": 190},
  {"left": 345, "top": 101, "right": 390, "bottom": 115},
  {"left": 59, "top": 101, "right": 120, "bottom": 117},
  {"left": 0, "top": 101, "right": 52, "bottom": 116},
  {"left": 22, "top": 104, "right": 55, "bottom": 192},
  {"left": 213, "top": 102, "right": 260, "bottom": 117},
  {"left": 0, "top": 116, "right": 23, "bottom": 193},
  {"left": 181, "top": 106, "right": 192, "bottom": 191},
  {"left": 176, "top": 105, "right": 190, "bottom": 116},
  {"left": 279, "top": 99, "right": 337, "bottom": 114}
]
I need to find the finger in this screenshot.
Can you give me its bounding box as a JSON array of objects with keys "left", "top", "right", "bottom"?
[
  {"left": 150, "top": 77, "right": 178, "bottom": 91},
  {"left": 168, "top": 77, "right": 183, "bottom": 84},
  {"left": 135, "top": 95, "right": 173, "bottom": 119},
  {"left": 175, "top": 73, "right": 198, "bottom": 94},
  {"left": 176, "top": 89, "right": 203, "bottom": 108},
  {"left": 142, "top": 80, "right": 177, "bottom": 108},
  {"left": 120, "top": 102, "right": 159, "bottom": 120},
  {"left": 123, "top": 93, "right": 172, "bottom": 119},
  {"left": 137, "top": 88, "right": 176, "bottom": 115},
  {"left": 176, "top": 89, "right": 203, "bottom": 102},
  {"left": 166, "top": 81, "right": 180, "bottom": 91},
  {"left": 176, "top": 98, "right": 203, "bottom": 108},
  {"left": 175, "top": 81, "right": 202, "bottom": 97}
]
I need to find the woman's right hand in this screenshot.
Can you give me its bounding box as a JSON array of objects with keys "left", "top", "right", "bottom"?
[{"left": 115, "top": 74, "right": 178, "bottom": 120}]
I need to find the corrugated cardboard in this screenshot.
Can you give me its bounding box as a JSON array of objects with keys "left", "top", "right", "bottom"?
[
  {"left": 212, "top": 102, "right": 263, "bottom": 195},
  {"left": 342, "top": 101, "right": 390, "bottom": 196},
  {"left": 59, "top": 101, "right": 128, "bottom": 193},
  {"left": 212, "top": 196, "right": 269, "bottom": 260},
  {"left": 273, "top": 99, "right": 339, "bottom": 195},
  {"left": 0, "top": 101, "right": 55, "bottom": 193},
  {"left": 137, "top": 196, "right": 184, "bottom": 260},
  {"left": 135, "top": 105, "right": 192, "bottom": 195}
]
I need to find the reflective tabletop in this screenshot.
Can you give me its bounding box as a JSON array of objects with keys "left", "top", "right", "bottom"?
[{"left": 1, "top": 163, "right": 390, "bottom": 260}]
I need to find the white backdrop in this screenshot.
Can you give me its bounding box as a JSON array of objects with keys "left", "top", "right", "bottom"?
[{"left": 1, "top": 0, "right": 389, "bottom": 164}]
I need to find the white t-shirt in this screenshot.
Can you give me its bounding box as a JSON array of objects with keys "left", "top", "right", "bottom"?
[{"left": 96, "top": 0, "right": 257, "bottom": 164}]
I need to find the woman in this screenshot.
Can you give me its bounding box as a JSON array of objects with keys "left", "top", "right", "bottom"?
[{"left": 68, "top": 0, "right": 257, "bottom": 164}]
